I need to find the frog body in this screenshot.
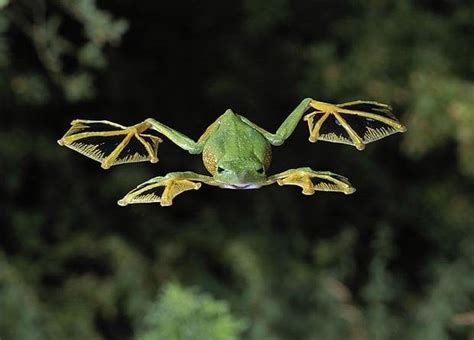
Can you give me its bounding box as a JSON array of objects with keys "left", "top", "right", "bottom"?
[
  {"left": 58, "top": 98, "right": 406, "bottom": 206},
  {"left": 202, "top": 110, "right": 271, "bottom": 188}
]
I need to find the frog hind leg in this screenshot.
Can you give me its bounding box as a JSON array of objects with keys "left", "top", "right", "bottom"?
[
  {"left": 57, "top": 119, "right": 162, "bottom": 169},
  {"left": 304, "top": 100, "right": 406, "bottom": 150},
  {"left": 240, "top": 98, "right": 406, "bottom": 150},
  {"left": 118, "top": 171, "right": 218, "bottom": 207},
  {"left": 58, "top": 118, "right": 219, "bottom": 170},
  {"left": 265, "top": 167, "right": 356, "bottom": 195}
]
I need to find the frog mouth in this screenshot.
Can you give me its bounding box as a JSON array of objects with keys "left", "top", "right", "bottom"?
[{"left": 220, "top": 183, "right": 262, "bottom": 190}]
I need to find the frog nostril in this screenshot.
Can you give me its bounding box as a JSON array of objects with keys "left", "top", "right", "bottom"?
[
  {"left": 257, "top": 167, "right": 264, "bottom": 174},
  {"left": 217, "top": 166, "right": 225, "bottom": 173}
]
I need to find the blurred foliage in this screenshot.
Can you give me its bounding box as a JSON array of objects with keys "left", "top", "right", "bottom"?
[
  {"left": 1, "top": 0, "right": 127, "bottom": 103},
  {"left": 1, "top": 0, "right": 473, "bottom": 339},
  {"left": 136, "top": 284, "right": 246, "bottom": 340}
]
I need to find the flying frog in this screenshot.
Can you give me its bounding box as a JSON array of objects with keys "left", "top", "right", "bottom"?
[{"left": 57, "top": 98, "right": 406, "bottom": 206}]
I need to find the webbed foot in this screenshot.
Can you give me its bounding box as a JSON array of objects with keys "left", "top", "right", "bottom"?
[
  {"left": 118, "top": 172, "right": 215, "bottom": 207},
  {"left": 58, "top": 120, "right": 161, "bottom": 169},
  {"left": 268, "top": 167, "right": 355, "bottom": 195},
  {"left": 304, "top": 100, "right": 406, "bottom": 150}
]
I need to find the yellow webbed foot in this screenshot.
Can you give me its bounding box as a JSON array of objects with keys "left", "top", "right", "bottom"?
[
  {"left": 118, "top": 177, "right": 201, "bottom": 207},
  {"left": 58, "top": 120, "right": 161, "bottom": 169},
  {"left": 117, "top": 172, "right": 216, "bottom": 207},
  {"left": 304, "top": 100, "right": 406, "bottom": 150},
  {"left": 269, "top": 168, "right": 355, "bottom": 195}
]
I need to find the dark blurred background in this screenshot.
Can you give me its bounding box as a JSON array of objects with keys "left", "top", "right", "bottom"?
[{"left": 0, "top": 0, "right": 473, "bottom": 339}]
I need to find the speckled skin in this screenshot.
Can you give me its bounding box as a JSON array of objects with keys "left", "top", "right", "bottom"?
[{"left": 202, "top": 110, "right": 272, "bottom": 187}]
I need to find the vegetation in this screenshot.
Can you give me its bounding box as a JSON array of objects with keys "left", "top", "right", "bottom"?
[{"left": 1, "top": 1, "right": 473, "bottom": 339}]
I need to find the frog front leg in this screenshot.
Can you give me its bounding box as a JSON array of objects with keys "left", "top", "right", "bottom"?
[
  {"left": 118, "top": 171, "right": 219, "bottom": 207},
  {"left": 264, "top": 167, "right": 356, "bottom": 195}
]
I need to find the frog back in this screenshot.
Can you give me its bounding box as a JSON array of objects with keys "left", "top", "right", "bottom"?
[{"left": 202, "top": 110, "right": 272, "bottom": 175}]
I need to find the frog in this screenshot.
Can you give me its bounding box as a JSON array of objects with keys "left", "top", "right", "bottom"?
[{"left": 57, "top": 98, "right": 406, "bottom": 206}]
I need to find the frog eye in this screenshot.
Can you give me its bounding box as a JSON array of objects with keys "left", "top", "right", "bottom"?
[
  {"left": 257, "top": 167, "right": 265, "bottom": 174},
  {"left": 217, "top": 166, "right": 225, "bottom": 173}
]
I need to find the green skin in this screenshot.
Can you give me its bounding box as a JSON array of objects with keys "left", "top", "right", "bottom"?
[
  {"left": 58, "top": 97, "right": 406, "bottom": 206},
  {"left": 202, "top": 110, "right": 270, "bottom": 188},
  {"left": 143, "top": 98, "right": 312, "bottom": 188}
]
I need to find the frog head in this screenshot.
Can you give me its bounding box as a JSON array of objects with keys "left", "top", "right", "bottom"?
[{"left": 214, "top": 157, "right": 267, "bottom": 188}]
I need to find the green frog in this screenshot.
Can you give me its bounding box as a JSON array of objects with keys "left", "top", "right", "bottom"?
[{"left": 58, "top": 98, "right": 406, "bottom": 206}]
